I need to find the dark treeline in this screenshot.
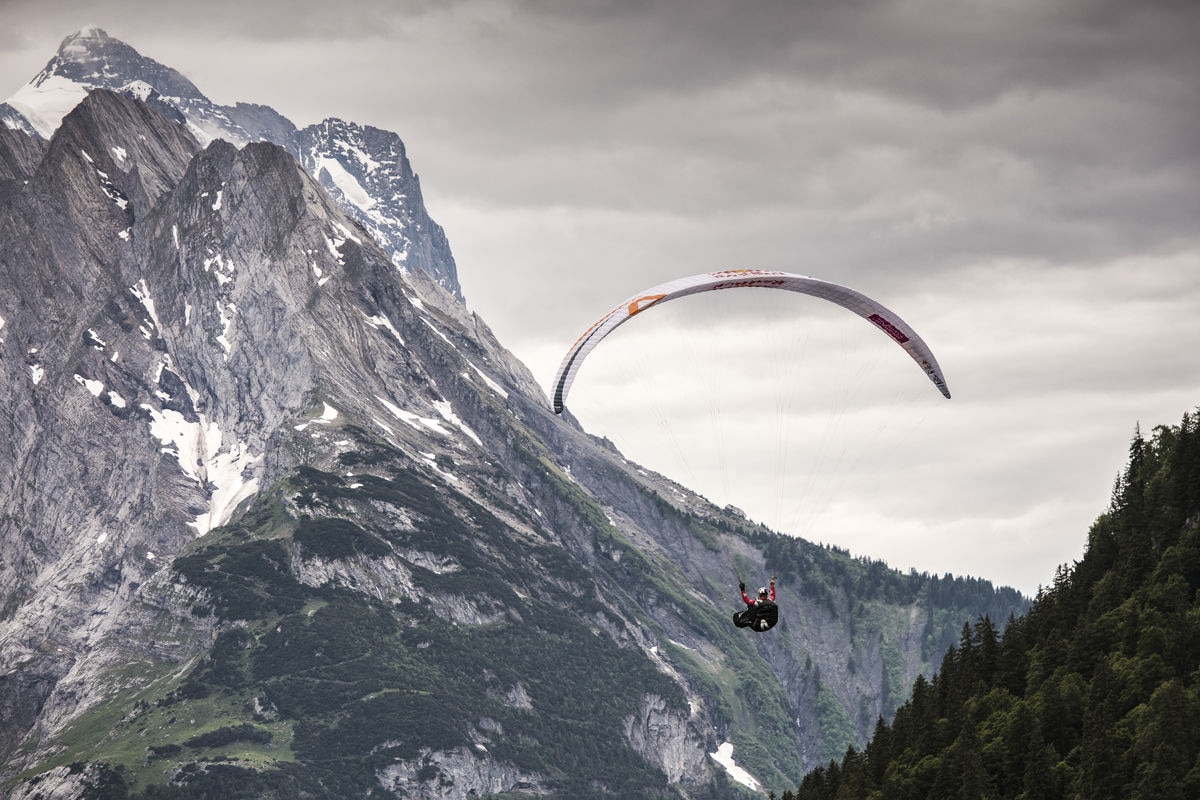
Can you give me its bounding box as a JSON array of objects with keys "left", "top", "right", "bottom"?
[
  {"left": 784, "top": 410, "right": 1200, "bottom": 800},
  {"left": 752, "top": 521, "right": 1029, "bottom": 666}
]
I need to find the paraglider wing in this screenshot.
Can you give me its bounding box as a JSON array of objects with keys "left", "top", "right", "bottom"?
[{"left": 550, "top": 269, "right": 950, "bottom": 414}]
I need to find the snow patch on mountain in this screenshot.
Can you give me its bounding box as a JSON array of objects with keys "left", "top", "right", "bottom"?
[
  {"left": 130, "top": 279, "right": 162, "bottom": 332},
  {"left": 315, "top": 155, "right": 374, "bottom": 212},
  {"left": 709, "top": 742, "right": 762, "bottom": 792},
  {"left": 74, "top": 374, "right": 104, "bottom": 397},
  {"left": 142, "top": 404, "right": 262, "bottom": 534},
  {"left": 121, "top": 79, "right": 154, "bottom": 102},
  {"left": 216, "top": 301, "right": 237, "bottom": 355},
  {"left": 364, "top": 312, "right": 404, "bottom": 344},
  {"left": 203, "top": 251, "right": 236, "bottom": 286},
  {"left": 433, "top": 399, "right": 482, "bottom": 447},
  {"left": 294, "top": 402, "right": 339, "bottom": 432},
  {"left": 465, "top": 362, "right": 508, "bottom": 399},
  {"left": 377, "top": 395, "right": 453, "bottom": 439},
  {"left": 4, "top": 73, "right": 88, "bottom": 138}
]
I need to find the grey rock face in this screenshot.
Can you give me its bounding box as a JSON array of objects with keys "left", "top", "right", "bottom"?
[
  {"left": 294, "top": 118, "right": 462, "bottom": 300},
  {"left": 0, "top": 104, "right": 40, "bottom": 138},
  {"left": 0, "top": 126, "right": 45, "bottom": 181},
  {"left": 0, "top": 91, "right": 209, "bottom": 767}
]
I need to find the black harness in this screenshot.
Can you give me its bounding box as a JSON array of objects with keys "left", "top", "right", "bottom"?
[{"left": 733, "top": 599, "right": 779, "bottom": 632}]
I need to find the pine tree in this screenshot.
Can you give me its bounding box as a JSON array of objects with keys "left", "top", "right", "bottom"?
[{"left": 793, "top": 410, "right": 1200, "bottom": 800}]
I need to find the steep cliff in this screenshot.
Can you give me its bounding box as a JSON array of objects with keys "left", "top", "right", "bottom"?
[{"left": 293, "top": 118, "right": 461, "bottom": 300}]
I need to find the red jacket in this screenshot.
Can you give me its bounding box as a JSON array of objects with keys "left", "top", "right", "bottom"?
[{"left": 742, "top": 582, "right": 775, "bottom": 607}]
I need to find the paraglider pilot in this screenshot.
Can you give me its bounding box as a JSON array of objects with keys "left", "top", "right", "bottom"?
[{"left": 734, "top": 576, "right": 779, "bottom": 632}]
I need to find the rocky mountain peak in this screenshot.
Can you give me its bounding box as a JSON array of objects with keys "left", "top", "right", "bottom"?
[
  {"left": 294, "top": 117, "right": 462, "bottom": 300},
  {"left": 49, "top": 26, "right": 205, "bottom": 102},
  {"left": 2, "top": 28, "right": 463, "bottom": 300},
  {"left": 43, "top": 87, "right": 199, "bottom": 212},
  {"left": 3, "top": 26, "right": 202, "bottom": 140}
]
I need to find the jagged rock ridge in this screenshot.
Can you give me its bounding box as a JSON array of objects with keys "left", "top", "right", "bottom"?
[{"left": 1, "top": 26, "right": 461, "bottom": 299}]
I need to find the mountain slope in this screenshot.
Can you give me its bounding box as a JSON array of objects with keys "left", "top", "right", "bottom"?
[
  {"left": 793, "top": 412, "right": 1200, "bottom": 800},
  {"left": 0, "top": 50, "right": 1027, "bottom": 800}
]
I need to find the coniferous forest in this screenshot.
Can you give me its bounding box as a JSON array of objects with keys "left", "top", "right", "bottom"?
[{"left": 787, "top": 410, "right": 1200, "bottom": 800}]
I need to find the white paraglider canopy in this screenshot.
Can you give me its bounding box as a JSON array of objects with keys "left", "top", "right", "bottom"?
[{"left": 551, "top": 269, "right": 950, "bottom": 415}]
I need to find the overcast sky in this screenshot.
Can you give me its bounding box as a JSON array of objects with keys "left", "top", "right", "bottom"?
[{"left": 4, "top": 0, "right": 1198, "bottom": 596}]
